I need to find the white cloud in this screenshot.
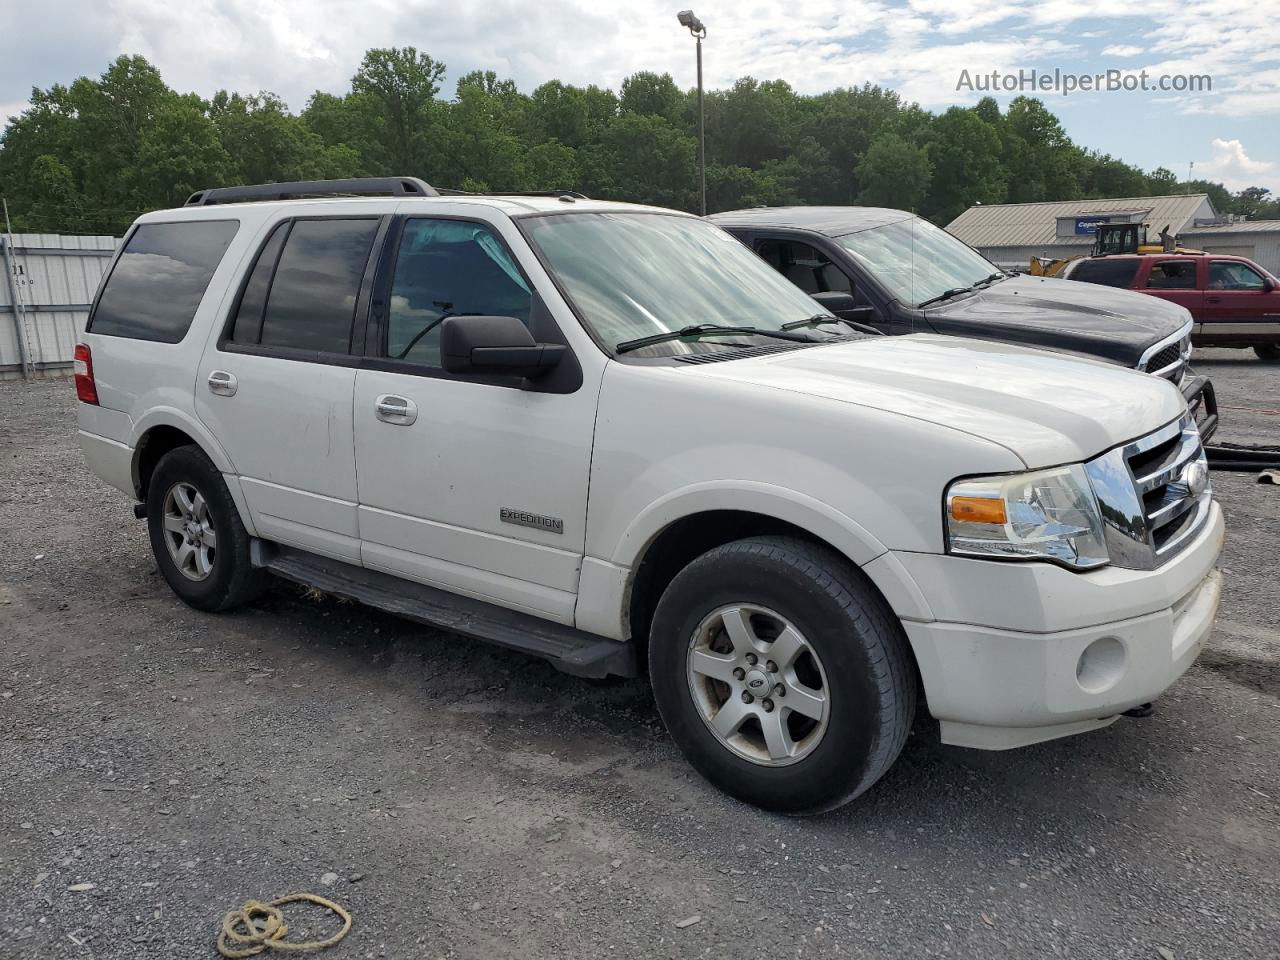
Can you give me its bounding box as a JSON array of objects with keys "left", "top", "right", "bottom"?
[
  {"left": 0, "top": 100, "right": 28, "bottom": 124},
  {"left": 0, "top": 0, "right": 1275, "bottom": 132},
  {"left": 1196, "top": 138, "right": 1277, "bottom": 191}
]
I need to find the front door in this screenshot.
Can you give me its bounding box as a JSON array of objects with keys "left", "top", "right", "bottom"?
[
  {"left": 195, "top": 214, "right": 383, "bottom": 563},
  {"left": 751, "top": 235, "right": 891, "bottom": 332},
  {"left": 1140, "top": 258, "right": 1204, "bottom": 322},
  {"left": 1201, "top": 259, "right": 1280, "bottom": 345},
  {"left": 352, "top": 213, "right": 598, "bottom": 625}
]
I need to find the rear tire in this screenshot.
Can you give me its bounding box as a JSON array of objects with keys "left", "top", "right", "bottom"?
[
  {"left": 648, "top": 536, "right": 915, "bottom": 815},
  {"left": 146, "top": 445, "right": 265, "bottom": 612},
  {"left": 1254, "top": 344, "right": 1280, "bottom": 363}
]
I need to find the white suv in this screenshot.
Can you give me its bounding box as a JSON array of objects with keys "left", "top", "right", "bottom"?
[{"left": 76, "top": 177, "right": 1224, "bottom": 813}]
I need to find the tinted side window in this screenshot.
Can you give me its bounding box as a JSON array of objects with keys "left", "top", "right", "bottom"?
[
  {"left": 387, "top": 218, "right": 532, "bottom": 368},
  {"left": 1146, "top": 261, "right": 1197, "bottom": 290},
  {"left": 228, "top": 221, "right": 290, "bottom": 344},
  {"left": 1208, "top": 261, "right": 1265, "bottom": 290},
  {"left": 1070, "top": 258, "right": 1140, "bottom": 288},
  {"left": 755, "top": 238, "right": 852, "bottom": 295},
  {"left": 90, "top": 220, "right": 238, "bottom": 342},
  {"left": 258, "top": 219, "right": 379, "bottom": 354}
]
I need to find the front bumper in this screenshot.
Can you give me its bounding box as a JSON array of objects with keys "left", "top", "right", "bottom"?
[
  {"left": 1182, "top": 372, "right": 1217, "bottom": 442},
  {"left": 898, "top": 500, "right": 1224, "bottom": 750}
]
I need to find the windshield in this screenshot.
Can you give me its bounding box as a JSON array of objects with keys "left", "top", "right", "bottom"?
[
  {"left": 521, "top": 212, "right": 844, "bottom": 357},
  {"left": 836, "top": 216, "right": 998, "bottom": 308}
]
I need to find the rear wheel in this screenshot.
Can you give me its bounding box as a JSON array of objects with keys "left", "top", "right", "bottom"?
[
  {"left": 1254, "top": 343, "right": 1280, "bottom": 362},
  {"left": 146, "top": 445, "right": 265, "bottom": 612},
  {"left": 648, "top": 536, "right": 915, "bottom": 814}
]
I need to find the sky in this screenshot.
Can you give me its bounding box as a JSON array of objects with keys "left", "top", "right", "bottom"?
[{"left": 1, "top": 0, "right": 1277, "bottom": 196}]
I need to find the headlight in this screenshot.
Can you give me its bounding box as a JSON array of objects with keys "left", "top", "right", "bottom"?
[{"left": 945, "top": 464, "right": 1109, "bottom": 569}]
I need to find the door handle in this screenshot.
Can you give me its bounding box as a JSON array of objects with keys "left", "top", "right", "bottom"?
[
  {"left": 375, "top": 394, "right": 417, "bottom": 425},
  {"left": 1206, "top": 296, "right": 1221, "bottom": 303},
  {"left": 207, "top": 370, "right": 238, "bottom": 397}
]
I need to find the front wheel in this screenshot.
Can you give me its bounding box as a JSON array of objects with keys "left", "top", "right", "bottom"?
[
  {"left": 648, "top": 536, "right": 915, "bottom": 815},
  {"left": 1254, "top": 343, "right": 1280, "bottom": 363}
]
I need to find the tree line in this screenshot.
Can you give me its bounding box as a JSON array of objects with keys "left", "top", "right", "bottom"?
[{"left": 2, "top": 48, "right": 1277, "bottom": 237}]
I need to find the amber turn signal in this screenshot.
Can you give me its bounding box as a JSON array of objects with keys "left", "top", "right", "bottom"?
[{"left": 949, "top": 496, "right": 1007, "bottom": 525}]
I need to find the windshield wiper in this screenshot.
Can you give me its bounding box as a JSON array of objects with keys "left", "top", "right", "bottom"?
[
  {"left": 917, "top": 286, "right": 974, "bottom": 308},
  {"left": 614, "top": 324, "right": 813, "bottom": 355},
  {"left": 781, "top": 314, "right": 882, "bottom": 336},
  {"left": 974, "top": 271, "right": 1009, "bottom": 288}
]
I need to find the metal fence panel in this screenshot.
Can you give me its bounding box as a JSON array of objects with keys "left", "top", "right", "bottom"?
[{"left": 1, "top": 233, "right": 117, "bottom": 378}]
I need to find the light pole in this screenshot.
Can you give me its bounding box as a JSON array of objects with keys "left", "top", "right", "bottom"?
[{"left": 677, "top": 10, "right": 707, "bottom": 216}]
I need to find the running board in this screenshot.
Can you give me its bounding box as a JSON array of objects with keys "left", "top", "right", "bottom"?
[{"left": 252, "top": 542, "right": 637, "bottom": 679}]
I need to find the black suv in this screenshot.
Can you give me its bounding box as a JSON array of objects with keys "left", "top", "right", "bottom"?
[{"left": 708, "top": 206, "right": 1217, "bottom": 440}]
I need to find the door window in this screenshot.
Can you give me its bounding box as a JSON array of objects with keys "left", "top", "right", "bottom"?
[
  {"left": 386, "top": 218, "right": 532, "bottom": 368},
  {"left": 1208, "top": 260, "right": 1266, "bottom": 290},
  {"left": 1145, "top": 261, "right": 1197, "bottom": 290},
  {"left": 755, "top": 238, "right": 853, "bottom": 295},
  {"left": 229, "top": 218, "right": 378, "bottom": 354},
  {"left": 1068, "top": 258, "right": 1140, "bottom": 288}
]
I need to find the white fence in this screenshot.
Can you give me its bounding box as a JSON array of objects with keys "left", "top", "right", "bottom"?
[{"left": 1, "top": 233, "right": 118, "bottom": 380}]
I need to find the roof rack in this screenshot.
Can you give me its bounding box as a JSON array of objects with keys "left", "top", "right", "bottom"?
[
  {"left": 435, "top": 188, "right": 589, "bottom": 200},
  {"left": 184, "top": 177, "right": 439, "bottom": 207}
]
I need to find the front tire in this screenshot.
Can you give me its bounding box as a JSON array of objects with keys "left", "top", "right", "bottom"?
[
  {"left": 1254, "top": 343, "right": 1280, "bottom": 362},
  {"left": 648, "top": 536, "right": 915, "bottom": 815},
  {"left": 146, "top": 445, "right": 264, "bottom": 612}
]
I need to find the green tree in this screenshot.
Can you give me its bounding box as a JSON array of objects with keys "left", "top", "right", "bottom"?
[
  {"left": 619, "top": 72, "right": 683, "bottom": 120},
  {"left": 580, "top": 113, "right": 696, "bottom": 208},
  {"left": 349, "top": 47, "right": 446, "bottom": 177},
  {"left": 924, "top": 107, "right": 1007, "bottom": 222},
  {"left": 856, "top": 133, "right": 932, "bottom": 210},
  {"left": 212, "top": 91, "right": 351, "bottom": 184}
]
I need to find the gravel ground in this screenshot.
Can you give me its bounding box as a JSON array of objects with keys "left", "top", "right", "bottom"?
[{"left": 1, "top": 348, "right": 1277, "bottom": 960}]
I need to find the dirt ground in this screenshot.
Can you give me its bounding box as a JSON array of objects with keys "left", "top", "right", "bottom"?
[{"left": 1, "top": 348, "right": 1277, "bottom": 959}]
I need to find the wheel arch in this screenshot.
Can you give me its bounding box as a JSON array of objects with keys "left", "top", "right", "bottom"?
[
  {"left": 129, "top": 409, "right": 255, "bottom": 536},
  {"left": 612, "top": 483, "right": 929, "bottom": 661}
]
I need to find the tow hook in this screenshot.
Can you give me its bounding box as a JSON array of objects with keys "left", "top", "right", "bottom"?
[{"left": 1123, "top": 702, "right": 1155, "bottom": 718}]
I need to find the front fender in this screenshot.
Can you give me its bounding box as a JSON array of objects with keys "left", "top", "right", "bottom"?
[
  {"left": 573, "top": 481, "right": 936, "bottom": 641},
  {"left": 611, "top": 480, "right": 888, "bottom": 569}
]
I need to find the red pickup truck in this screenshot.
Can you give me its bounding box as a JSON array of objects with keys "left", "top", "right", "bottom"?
[{"left": 1065, "top": 252, "right": 1280, "bottom": 361}]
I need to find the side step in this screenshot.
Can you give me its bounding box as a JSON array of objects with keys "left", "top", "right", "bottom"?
[{"left": 253, "top": 543, "right": 638, "bottom": 679}]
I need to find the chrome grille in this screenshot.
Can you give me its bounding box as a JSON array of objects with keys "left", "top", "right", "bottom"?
[
  {"left": 1138, "top": 323, "right": 1194, "bottom": 387},
  {"left": 1085, "top": 414, "right": 1211, "bottom": 570}
]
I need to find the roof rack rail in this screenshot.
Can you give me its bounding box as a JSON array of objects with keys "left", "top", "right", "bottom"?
[
  {"left": 184, "top": 177, "right": 439, "bottom": 207},
  {"left": 435, "top": 188, "right": 589, "bottom": 200}
]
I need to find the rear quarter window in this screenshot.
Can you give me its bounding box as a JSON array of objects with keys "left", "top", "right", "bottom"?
[
  {"left": 89, "top": 220, "right": 239, "bottom": 342},
  {"left": 1069, "top": 259, "right": 1140, "bottom": 288}
]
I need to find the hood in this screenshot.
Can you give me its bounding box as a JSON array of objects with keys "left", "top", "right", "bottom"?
[
  {"left": 694, "top": 334, "right": 1186, "bottom": 468},
  {"left": 923, "top": 274, "right": 1189, "bottom": 365}
]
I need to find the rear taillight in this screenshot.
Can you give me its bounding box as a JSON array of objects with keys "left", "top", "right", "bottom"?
[{"left": 74, "top": 343, "right": 99, "bottom": 405}]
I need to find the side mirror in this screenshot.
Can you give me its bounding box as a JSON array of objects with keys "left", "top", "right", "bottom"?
[
  {"left": 441, "top": 315, "right": 565, "bottom": 378},
  {"left": 1263, "top": 276, "right": 1276, "bottom": 292},
  {"left": 811, "top": 291, "right": 875, "bottom": 322}
]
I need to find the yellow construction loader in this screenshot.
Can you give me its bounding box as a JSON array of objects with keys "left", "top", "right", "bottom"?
[{"left": 1029, "top": 222, "right": 1203, "bottom": 277}]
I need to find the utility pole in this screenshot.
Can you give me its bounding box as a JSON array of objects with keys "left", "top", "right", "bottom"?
[{"left": 2, "top": 198, "right": 33, "bottom": 380}]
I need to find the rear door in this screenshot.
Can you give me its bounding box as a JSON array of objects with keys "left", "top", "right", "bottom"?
[
  {"left": 351, "top": 211, "right": 596, "bottom": 624},
  {"left": 1140, "top": 258, "right": 1203, "bottom": 323},
  {"left": 1202, "top": 259, "right": 1280, "bottom": 345},
  {"left": 195, "top": 214, "right": 385, "bottom": 563}
]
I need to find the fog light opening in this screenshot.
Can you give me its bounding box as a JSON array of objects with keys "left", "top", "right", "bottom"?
[{"left": 1076, "top": 637, "right": 1127, "bottom": 694}]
